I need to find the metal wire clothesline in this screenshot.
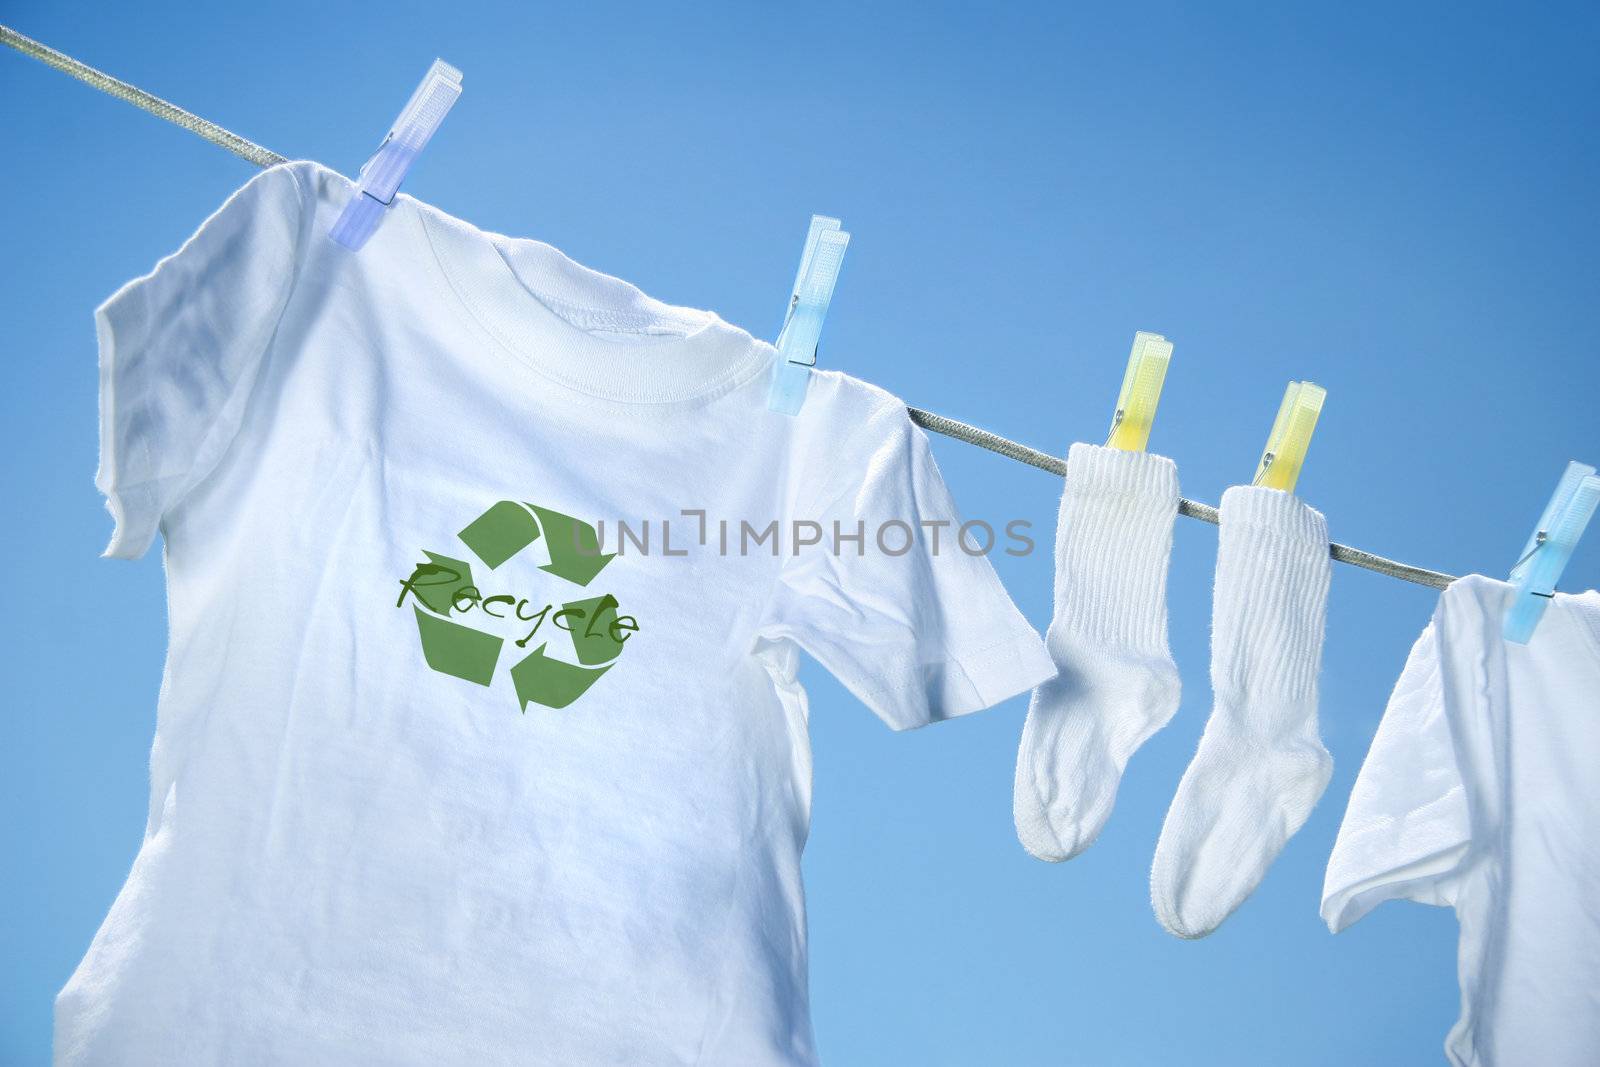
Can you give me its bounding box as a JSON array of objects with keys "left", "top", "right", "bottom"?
[{"left": 0, "top": 23, "right": 1457, "bottom": 591}]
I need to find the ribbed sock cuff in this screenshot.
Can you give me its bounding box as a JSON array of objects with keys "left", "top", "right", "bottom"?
[
  {"left": 1211, "top": 486, "right": 1332, "bottom": 703},
  {"left": 1053, "top": 443, "right": 1179, "bottom": 654}
]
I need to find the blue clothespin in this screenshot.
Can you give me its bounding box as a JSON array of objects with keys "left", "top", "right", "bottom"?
[
  {"left": 1505, "top": 460, "right": 1600, "bottom": 644},
  {"left": 767, "top": 216, "right": 850, "bottom": 415},
  {"left": 330, "top": 60, "right": 463, "bottom": 250}
]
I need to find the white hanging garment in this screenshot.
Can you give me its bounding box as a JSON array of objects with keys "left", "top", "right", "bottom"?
[{"left": 1322, "top": 574, "right": 1600, "bottom": 1067}]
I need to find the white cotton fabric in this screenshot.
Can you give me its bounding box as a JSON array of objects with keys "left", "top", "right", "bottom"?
[
  {"left": 59, "top": 161, "right": 1056, "bottom": 1066},
  {"left": 1150, "top": 485, "right": 1332, "bottom": 938},
  {"left": 1322, "top": 574, "right": 1600, "bottom": 1067},
  {"left": 1014, "top": 443, "right": 1180, "bottom": 861}
]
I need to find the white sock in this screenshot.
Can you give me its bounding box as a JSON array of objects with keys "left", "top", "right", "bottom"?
[
  {"left": 1014, "top": 443, "right": 1181, "bottom": 862},
  {"left": 1150, "top": 485, "right": 1332, "bottom": 938}
]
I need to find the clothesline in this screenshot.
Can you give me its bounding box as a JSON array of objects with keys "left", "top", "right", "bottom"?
[{"left": 0, "top": 22, "right": 1457, "bottom": 591}]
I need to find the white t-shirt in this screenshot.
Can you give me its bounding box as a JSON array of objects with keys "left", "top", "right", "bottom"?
[
  {"left": 1321, "top": 574, "right": 1600, "bottom": 1067},
  {"left": 58, "top": 161, "right": 1055, "bottom": 1066}
]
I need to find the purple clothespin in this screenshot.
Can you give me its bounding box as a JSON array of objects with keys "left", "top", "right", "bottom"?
[{"left": 330, "top": 60, "right": 462, "bottom": 250}]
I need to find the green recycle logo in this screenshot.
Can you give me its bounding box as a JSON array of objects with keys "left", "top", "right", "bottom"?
[{"left": 395, "top": 500, "right": 637, "bottom": 711}]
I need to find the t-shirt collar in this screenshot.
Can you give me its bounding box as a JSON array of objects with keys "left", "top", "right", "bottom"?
[{"left": 409, "top": 198, "right": 766, "bottom": 405}]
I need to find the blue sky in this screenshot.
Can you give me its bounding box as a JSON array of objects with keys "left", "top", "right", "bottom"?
[{"left": 2, "top": 2, "right": 1596, "bottom": 1063}]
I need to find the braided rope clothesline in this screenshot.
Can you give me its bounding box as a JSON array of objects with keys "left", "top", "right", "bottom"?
[{"left": 0, "top": 23, "right": 1457, "bottom": 591}]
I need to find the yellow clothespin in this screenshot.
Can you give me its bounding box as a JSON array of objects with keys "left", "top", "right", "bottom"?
[
  {"left": 1105, "top": 331, "right": 1174, "bottom": 452},
  {"left": 1253, "top": 381, "right": 1326, "bottom": 492}
]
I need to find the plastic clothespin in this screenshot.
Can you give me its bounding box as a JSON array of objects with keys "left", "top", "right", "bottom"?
[
  {"left": 1504, "top": 460, "right": 1600, "bottom": 644},
  {"left": 1104, "top": 331, "right": 1174, "bottom": 452},
  {"left": 767, "top": 216, "right": 850, "bottom": 415},
  {"left": 330, "top": 60, "right": 463, "bottom": 250},
  {"left": 1252, "top": 381, "right": 1326, "bottom": 492}
]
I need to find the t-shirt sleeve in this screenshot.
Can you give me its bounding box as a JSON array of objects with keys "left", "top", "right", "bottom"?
[
  {"left": 95, "top": 163, "right": 308, "bottom": 559},
  {"left": 756, "top": 392, "right": 1056, "bottom": 731},
  {"left": 1321, "top": 616, "right": 1474, "bottom": 932}
]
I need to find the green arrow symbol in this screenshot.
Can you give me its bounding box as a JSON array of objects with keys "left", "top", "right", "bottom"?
[
  {"left": 414, "top": 607, "right": 502, "bottom": 686},
  {"left": 529, "top": 504, "right": 615, "bottom": 587},
  {"left": 457, "top": 501, "right": 541, "bottom": 570},
  {"left": 510, "top": 643, "right": 612, "bottom": 711},
  {"left": 561, "top": 593, "right": 628, "bottom": 666}
]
